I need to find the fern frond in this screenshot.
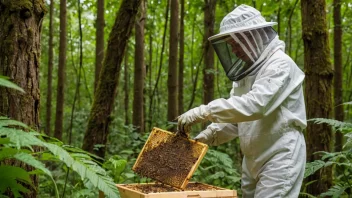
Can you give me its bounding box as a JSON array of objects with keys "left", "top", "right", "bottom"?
[
  {"left": 0, "top": 128, "right": 44, "bottom": 150},
  {"left": 342, "top": 101, "right": 352, "bottom": 106},
  {"left": 304, "top": 160, "right": 325, "bottom": 178},
  {"left": 320, "top": 184, "right": 348, "bottom": 198},
  {"left": 14, "top": 152, "right": 60, "bottom": 198},
  {"left": 0, "top": 76, "right": 24, "bottom": 93},
  {"left": 0, "top": 117, "right": 29, "bottom": 129},
  {"left": 44, "top": 143, "right": 119, "bottom": 198},
  {"left": 14, "top": 152, "right": 52, "bottom": 177},
  {"left": 309, "top": 118, "right": 352, "bottom": 132},
  {"left": 0, "top": 147, "right": 19, "bottom": 160},
  {"left": 0, "top": 166, "right": 32, "bottom": 197},
  {"left": 0, "top": 137, "right": 10, "bottom": 145},
  {"left": 344, "top": 133, "right": 352, "bottom": 149}
]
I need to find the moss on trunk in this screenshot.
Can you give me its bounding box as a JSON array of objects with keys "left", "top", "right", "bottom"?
[
  {"left": 301, "top": 0, "right": 333, "bottom": 195},
  {"left": 0, "top": 1, "right": 46, "bottom": 197}
]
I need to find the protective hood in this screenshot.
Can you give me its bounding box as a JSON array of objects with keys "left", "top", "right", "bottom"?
[{"left": 211, "top": 27, "right": 280, "bottom": 81}]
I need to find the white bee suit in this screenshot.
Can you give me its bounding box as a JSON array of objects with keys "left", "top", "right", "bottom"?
[
  {"left": 178, "top": 4, "right": 307, "bottom": 197},
  {"left": 196, "top": 37, "right": 307, "bottom": 197}
]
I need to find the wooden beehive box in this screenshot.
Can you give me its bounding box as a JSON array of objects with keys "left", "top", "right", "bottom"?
[
  {"left": 116, "top": 182, "right": 237, "bottom": 198},
  {"left": 132, "top": 127, "right": 208, "bottom": 190}
]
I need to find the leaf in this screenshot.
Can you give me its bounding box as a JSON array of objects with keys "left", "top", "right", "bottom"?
[
  {"left": 342, "top": 101, "right": 352, "bottom": 106},
  {"left": 0, "top": 117, "right": 29, "bottom": 129},
  {"left": 0, "top": 166, "right": 32, "bottom": 197},
  {"left": 0, "top": 76, "right": 25, "bottom": 93},
  {"left": 0, "top": 137, "right": 10, "bottom": 145},
  {"left": 308, "top": 118, "right": 352, "bottom": 132},
  {"left": 44, "top": 143, "right": 120, "bottom": 198},
  {"left": 207, "top": 150, "right": 233, "bottom": 168},
  {"left": 320, "top": 184, "right": 348, "bottom": 198},
  {"left": 0, "top": 147, "right": 19, "bottom": 160},
  {"left": 206, "top": 171, "right": 225, "bottom": 180},
  {"left": 124, "top": 173, "right": 136, "bottom": 178},
  {"left": 14, "top": 152, "right": 52, "bottom": 177},
  {"left": 0, "top": 127, "right": 44, "bottom": 150},
  {"left": 344, "top": 133, "right": 352, "bottom": 149},
  {"left": 304, "top": 160, "right": 325, "bottom": 178},
  {"left": 225, "top": 175, "right": 241, "bottom": 183}
]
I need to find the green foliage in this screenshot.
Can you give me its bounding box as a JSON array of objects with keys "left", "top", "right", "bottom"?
[
  {"left": 309, "top": 118, "right": 352, "bottom": 133},
  {"left": 304, "top": 160, "right": 326, "bottom": 178},
  {"left": 0, "top": 76, "right": 24, "bottom": 93},
  {"left": 44, "top": 143, "right": 119, "bottom": 197},
  {"left": 0, "top": 166, "right": 32, "bottom": 197},
  {"left": 103, "top": 155, "right": 127, "bottom": 183},
  {"left": 320, "top": 184, "right": 349, "bottom": 198},
  {"left": 303, "top": 109, "right": 352, "bottom": 197},
  {"left": 0, "top": 116, "right": 119, "bottom": 198},
  {"left": 193, "top": 149, "right": 241, "bottom": 190}
]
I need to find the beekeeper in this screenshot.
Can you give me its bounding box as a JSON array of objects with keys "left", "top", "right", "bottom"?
[{"left": 177, "top": 4, "right": 307, "bottom": 198}]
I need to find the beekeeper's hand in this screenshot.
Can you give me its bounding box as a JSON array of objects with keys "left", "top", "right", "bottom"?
[
  {"left": 177, "top": 105, "right": 211, "bottom": 133},
  {"left": 194, "top": 128, "right": 214, "bottom": 145}
]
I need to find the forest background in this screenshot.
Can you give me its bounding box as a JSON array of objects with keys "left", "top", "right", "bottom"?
[{"left": 0, "top": 0, "right": 352, "bottom": 197}]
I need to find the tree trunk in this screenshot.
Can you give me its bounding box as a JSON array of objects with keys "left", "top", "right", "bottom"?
[
  {"left": 301, "top": 0, "right": 333, "bottom": 195},
  {"left": 95, "top": 0, "right": 104, "bottom": 92},
  {"left": 178, "top": 0, "right": 185, "bottom": 114},
  {"left": 277, "top": 0, "right": 282, "bottom": 37},
  {"left": 167, "top": 0, "right": 179, "bottom": 131},
  {"left": 133, "top": 0, "right": 146, "bottom": 133},
  {"left": 68, "top": 0, "right": 83, "bottom": 144},
  {"left": 54, "top": 0, "right": 67, "bottom": 141},
  {"left": 149, "top": 0, "right": 170, "bottom": 129},
  {"left": 82, "top": 0, "right": 142, "bottom": 157},
  {"left": 286, "top": 0, "right": 299, "bottom": 56},
  {"left": 46, "top": 0, "right": 54, "bottom": 136},
  {"left": 333, "top": 0, "right": 343, "bottom": 152},
  {"left": 203, "top": 0, "right": 216, "bottom": 105},
  {"left": 124, "top": 45, "right": 130, "bottom": 126},
  {"left": 147, "top": 4, "right": 154, "bottom": 131},
  {"left": 0, "top": 1, "right": 46, "bottom": 197}
]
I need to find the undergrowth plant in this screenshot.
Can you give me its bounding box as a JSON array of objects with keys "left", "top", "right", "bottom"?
[
  {"left": 0, "top": 76, "right": 120, "bottom": 198},
  {"left": 302, "top": 110, "right": 352, "bottom": 198},
  {"left": 193, "top": 149, "right": 241, "bottom": 191}
]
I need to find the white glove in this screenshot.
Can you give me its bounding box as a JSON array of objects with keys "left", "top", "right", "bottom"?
[
  {"left": 177, "top": 105, "right": 211, "bottom": 134},
  {"left": 194, "top": 128, "right": 214, "bottom": 145}
]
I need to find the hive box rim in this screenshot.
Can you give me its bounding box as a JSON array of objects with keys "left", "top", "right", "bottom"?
[{"left": 116, "top": 182, "right": 237, "bottom": 197}]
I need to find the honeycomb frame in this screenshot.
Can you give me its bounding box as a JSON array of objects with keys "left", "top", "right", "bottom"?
[{"left": 132, "top": 127, "right": 208, "bottom": 189}]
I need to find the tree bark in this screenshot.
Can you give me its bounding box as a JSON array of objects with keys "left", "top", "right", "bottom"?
[
  {"left": 167, "top": 0, "right": 179, "bottom": 131},
  {"left": 95, "top": 0, "right": 104, "bottom": 92},
  {"left": 301, "top": 0, "right": 333, "bottom": 195},
  {"left": 0, "top": 1, "right": 46, "bottom": 197},
  {"left": 133, "top": 0, "right": 146, "bottom": 133},
  {"left": 45, "top": 0, "right": 54, "bottom": 136},
  {"left": 124, "top": 45, "right": 130, "bottom": 126},
  {"left": 333, "top": 0, "right": 343, "bottom": 152},
  {"left": 82, "top": 0, "right": 142, "bottom": 157},
  {"left": 54, "top": 0, "right": 67, "bottom": 141},
  {"left": 203, "top": 0, "right": 216, "bottom": 105},
  {"left": 178, "top": 0, "right": 185, "bottom": 114}
]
